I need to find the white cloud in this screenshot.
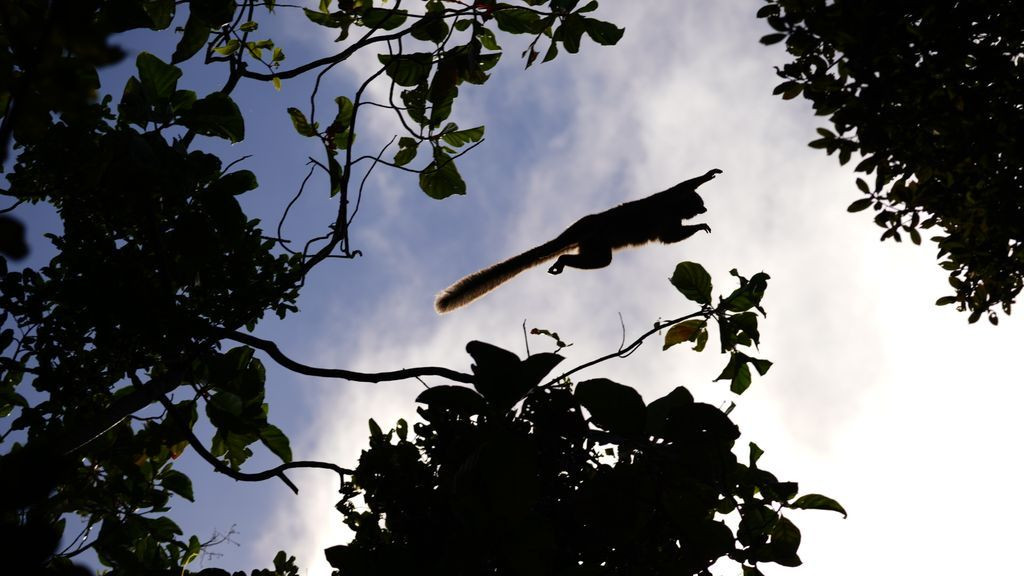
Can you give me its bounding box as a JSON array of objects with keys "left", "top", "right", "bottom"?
[{"left": 256, "top": 3, "right": 1024, "bottom": 575}]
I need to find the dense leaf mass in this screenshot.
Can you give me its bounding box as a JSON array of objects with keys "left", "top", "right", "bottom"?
[
  {"left": 0, "top": 0, "right": 842, "bottom": 574},
  {"left": 328, "top": 343, "right": 838, "bottom": 576},
  {"left": 5, "top": 122, "right": 298, "bottom": 378},
  {"left": 0, "top": 0, "right": 633, "bottom": 573},
  {"left": 760, "top": 0, "right": 1024, "bottom": 322}
]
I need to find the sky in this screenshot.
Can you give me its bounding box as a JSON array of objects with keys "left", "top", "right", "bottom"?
[{"left": 16, "top": 1, "right": 1024, "bottom": 575}]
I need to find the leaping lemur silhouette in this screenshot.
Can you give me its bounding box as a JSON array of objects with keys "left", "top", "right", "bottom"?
[{"left": 435, "top": 169, "right": 722, "bottom": 313}]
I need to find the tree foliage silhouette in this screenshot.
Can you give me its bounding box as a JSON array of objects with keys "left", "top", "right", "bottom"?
[
  {"left": 0, "top": 1, "right": 849, "bottom": 575},
  {"left": 329, "top": 267, "right": 844, "bottom": 576},
  {"left": 759, "top": 0, "right": 1024, "bottom": 323}
]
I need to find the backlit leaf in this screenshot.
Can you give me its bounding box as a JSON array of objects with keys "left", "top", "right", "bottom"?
[{"left": 670, "top": 261, "right": 712, "bottom": 305}]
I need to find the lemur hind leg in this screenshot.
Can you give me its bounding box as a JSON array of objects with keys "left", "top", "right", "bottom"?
[
  {"left": 548, "top": 243, "right": 613, "bottom": 274},
  {"left": 658, "top": 223, "right": 711, "bottom": 244}
]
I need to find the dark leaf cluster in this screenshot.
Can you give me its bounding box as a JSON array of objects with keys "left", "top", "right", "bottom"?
[
  {"left": 666, "top": 264, "right": 772, "bottom": 395},
  {"left": 0, "top": 0, "right": 628, "bottom": 573},
  {"left": 0, "top": 2, "right": 302, "bottom": 573},
  {"left": 759, "top": 0, "right": 1024, "bottom": 322},
  {"left": 328, "top": 341, "right": 842, "bottom": 576}
]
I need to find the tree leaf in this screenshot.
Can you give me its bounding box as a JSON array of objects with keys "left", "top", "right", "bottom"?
[
  {"left": 466, "top": 340, "right": 525, "bottom": 404},
  {"left": 136, "top": 52, "right": 181, "bottom": 101},
  {"left": 663, "top": 319, "right": 705, "bottom": 350},
  {"left": 393, "top": 137, "right": 419, "bottom": 167},
  {"left": 362, "top": 7, "right": 407, "bottom": 30},
  {"left": 333, "top": 96, "right": 354, "bottom": 130},
  {"left": 209, "top": 170, "right": 258, "bottom": 196},
  {"left": 378, "top": 53, "right": 434, "bottom": 87},
  {"left": 475, "top": 25, "right": 501, "bottom": 51},
  {"left": 303, "top": 7, "right": 351, "bottom": 29},
  {"left": 190, "top": 0, "right": 236, "bottom": 27},
  {"left": 847, "top": 198, "right": 873, "bottom": 213},
  {"left": 171, "top": 89, "right": 197, "bottom": 113},
  {"left": 179, "top": 93, "right": 245, "bottom": 142},
  {"left": 159, "top": 469, "right": 195, "bottom": 501},
  {"left": 749, "top": 442, "right": 764, "bottom": 467},
  {"left": 213, "top": 39, "right": 240, "bottom": 56},
  {"left": 715, "top": 352, "right": 750, "bottom": 393},
  {"left": 259, "top": 423, "right": 293, "bottom": 463},
  {"left": 171, "top": 14, "right": 210, "bottom": 64},
  {"left": 645, "top": 385, "right": 694, "bottom": 437},
  {"left": 557, "top": 14, "right": 586, "bottom": 54},
  {"left": 520, "top": 352, "right": 564, "bottom": 388},
  {"left": 769, "top": 515, "right": 802, "bottom": 566},
  {"left": 419, "top": 151, "right": 466, "bottom": 199},
  {"left": 493, "top": 7, "right": 544, "bottom": 34},
  {"left": 440, "top": 125, "right": 484, "bottom": 147},
  {"left": 209, "top": 391, "right": 243, "bottom": 419},
  {"left": 415, "top": 385, "right": 486, "bottom": 416},
  {"left": 670, "top": 261, "right": 713, "bottom": 305},
  {"left": 368, "top": 418, "right": 383, "bottom": 440},
  {"left": 730, "top": 363, "right": 752, "bottom": 395},
  {"left": 410, "top": 13, "right": 449, "bottom": 42},
  {"left": 749, "top": 357, "right": 772, "bottom": 376},
  {"left": 145, "top": 516, "right": 183, "bottom": 540},
  {"left": 142, "top": 0, "right": 176, "bottom": 29},
  {"left": 575, "top": 378, "right": 646, "bottom": 438},
  {"left": 583, "top": 18, "right": 624, "bottom": 46},
  {"left": 464, "top": 341, "right": 559, "bottom": 410},
  {"left": 286, "top": 107, "right": 317, "bottom": 137},
  {"left": 722, "top": 271, "right": 770, "bottom": 314},
  {"left": 790, "top": 494, "right": 847, "bottom": 518}
]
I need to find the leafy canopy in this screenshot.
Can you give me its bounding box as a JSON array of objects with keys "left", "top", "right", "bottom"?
[
  {"left": 759, "top": 0, "right": 1024, "bottom": 323},
  {"left": 329, "top": 266, "right": 843, "bottom": 576},
  {"left": 0, "top": 1, "right": 845, "bottom": 575}
]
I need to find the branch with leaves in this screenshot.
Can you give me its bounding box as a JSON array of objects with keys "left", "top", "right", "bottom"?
[
  {"left": 758, "top": 0, "right": 1024, "bottom": 322},
  {"left": 0, "top": 1, "right": 631, "bottom": 573},
  {"left": 325, "top": 262, "right": 842, "bottom": 576}
]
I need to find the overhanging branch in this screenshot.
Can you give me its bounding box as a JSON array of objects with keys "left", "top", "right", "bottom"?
[
  {"left": 157, "top": 394, "right": 352, "bottom": 495},
  {"left": 215, "top": 328, "right": 475, "bottom": 384}
]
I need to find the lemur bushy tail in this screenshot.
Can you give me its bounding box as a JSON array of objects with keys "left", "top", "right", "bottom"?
[
  {"left": 435, "top": 169, "right": 721, "bottom": 313},
  {"left": 434, "top": 238, "right": 570, "bottom": 313}
]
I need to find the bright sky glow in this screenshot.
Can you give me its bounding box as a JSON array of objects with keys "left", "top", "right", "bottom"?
[{"left": 80, "top": 2, "right": 1024, "bottom": 575}]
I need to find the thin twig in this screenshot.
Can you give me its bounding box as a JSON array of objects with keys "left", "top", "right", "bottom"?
[
  {"left": 277, "top": 162, "right": 318, "bottom": 255},
  {"left": 522, "top": 320, "right": 530, "bottom": 357},
  {"left": 547, "top": 310, "right": 707, "bottom": 386},
  {"left": 349, "top": 135, "right": 397, "bottom": 228},
  {"left": 0, "top": 199, "right": 24, "bottom": 214},
  {"left": 617, "top": 312, "right": 626, "bottom": 351},
  {"left": 57, "top": 520, "right": 96, "bottom": 557},
  {"left": 156, "top": 393, "right": 352, "bottom": 495},
  {"left": 240, "top": 20, "right": 408, "bottom": 81},
  {"left": 221, "top": 154, "right": 253, "bottom": 174},
  {"left": 351, "top": 138, "right": 484, "bottom": 173}
]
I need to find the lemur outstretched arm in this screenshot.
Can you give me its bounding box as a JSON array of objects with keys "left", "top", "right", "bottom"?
[{"left": 434, "top": 169, "right": 722, "bottom": 313}]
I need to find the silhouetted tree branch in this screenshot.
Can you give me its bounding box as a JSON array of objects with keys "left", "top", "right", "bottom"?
[{"left": 216, "top": 328, "right": 475, "bottom": 384}]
